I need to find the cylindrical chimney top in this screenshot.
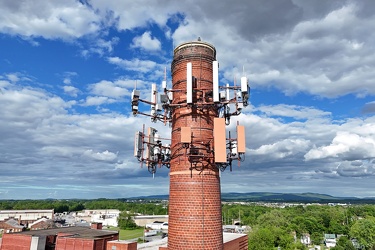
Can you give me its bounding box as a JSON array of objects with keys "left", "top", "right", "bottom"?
[{"left": 173, "top": 40, "right": 216, "bottom": 58}]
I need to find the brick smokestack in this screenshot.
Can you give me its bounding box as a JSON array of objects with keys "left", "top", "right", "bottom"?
[
  {"left": 168, "top": 41, "right": 223, "bottom": 249},
  {"left": 91, "top": 222, "right": 102, "bottom": 230}
]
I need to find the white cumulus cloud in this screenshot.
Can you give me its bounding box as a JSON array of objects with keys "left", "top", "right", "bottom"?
[
  {"left": 131, "top": 31, "right": 161, "bottom": 51},
  {"left": 305, "top": 131, "right": 375, "bottom": 161},
  {"left": 83, "top": 149, "right": 118, "bottom": 161},
  {"left": 0, "top": 0, "right": 101, "bottom": 39}
]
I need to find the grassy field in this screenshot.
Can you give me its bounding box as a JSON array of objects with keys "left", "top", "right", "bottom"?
[{"left": 106, "top": 227, "right": 144, "bottom": 241}]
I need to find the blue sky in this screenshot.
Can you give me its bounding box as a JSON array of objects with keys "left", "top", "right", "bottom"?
[{"left": 1, "top": 0, "right": 375, "bottom": 199}]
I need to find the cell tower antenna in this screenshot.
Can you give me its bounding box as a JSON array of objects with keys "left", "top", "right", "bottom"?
[{"left": 130, "top": 40, "right": 250, "bottom": 249}]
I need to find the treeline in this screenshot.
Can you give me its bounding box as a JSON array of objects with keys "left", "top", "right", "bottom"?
[
  {"left": 3, "top": 199, "right": 375, "bottom": 249},
  {"left": 223, "top": 203, "right": 375, "bottom": 249},
  {"left": 0, "top": 199, "right": 168, "bottom": 215}
]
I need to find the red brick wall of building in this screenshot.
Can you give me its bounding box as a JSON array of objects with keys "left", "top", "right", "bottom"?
[
  {"left": 91, "top": 223, "right": 103, "bottom": 230},
  {"left": 30, "top": 220, "right": 55, "bottom": 230},
  {"left": 55, "top": 237, "right": 96, "bottom": 250},
  {"left": 1, "top": 229, "right": 118, "bottom": 250},
  {"left": 223, "top": 235, "right": 248, "bottom": 250},
  {"left": 0, "top": 234, "right": 32, "bottom": 250},
  {"left": 0, "top": 221, "right": 24, "bottom": 233},
  {"left": 94, "top": 239, "right": 105, "bottom": 250},
  {"left": 106, "top": 241, "right": 137, "bottom": 250},
  {"left": 55, "top": 232, "right": 118, "bottom": 250}
]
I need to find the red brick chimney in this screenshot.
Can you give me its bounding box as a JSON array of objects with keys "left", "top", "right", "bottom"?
[
  {"left": 91, "top": 222, "right": 102, "bottom": 230},
  {"left": 167, "top": 41, "right": 223, "bottom": 249}
]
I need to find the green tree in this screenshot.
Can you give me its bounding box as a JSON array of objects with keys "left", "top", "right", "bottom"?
[
  {"left": 327, "top": 206, "right": 350, "bottom": 235},
  {"left": 350, "top": 216, "right": 375, "bottom": 250},
  {"left": 248, "top": 227, "right": 275, "bottom": 250},
  {"left": 69, "top": 202, "right": 85, "bottom": 212},
  {"left": 256, "top": 209, "right": 290, "bottom": 229},
  {"left": 332, "top": 236, "right": 355, "bottom": 250},
  {"left": 273, "top": 227, "right": 296, "bottom": 250},
  {"left": 249, "top": 225, "right": 300, "bottom": 250},
  {"left": 310, "top": 232, "right": 324, "bottom": 245},
  {"left": 293, "top": 242, "right": 308, "bottom": 250},
  {"left": 118, "top": 211, "right": 138, "bottom": 230}
]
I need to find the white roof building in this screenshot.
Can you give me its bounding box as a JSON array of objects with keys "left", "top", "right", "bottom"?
[{"left": 0, "top": 210, "right": 54, "bottom": 223}]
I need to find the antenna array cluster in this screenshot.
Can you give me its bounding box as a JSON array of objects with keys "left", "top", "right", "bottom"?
[
  {"left": 134, "top": 126, "right": 171, "bottom": 176},
  {"left": 132, "top": 59, "right": 250, "bottom": 175}
]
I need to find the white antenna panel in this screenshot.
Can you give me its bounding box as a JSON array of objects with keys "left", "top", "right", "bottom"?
[
  {"left": 226, "top": 83, "right": 230, "bottom": 101},
  {"left": 154, "top": 132, "right": 160, "bottom": 142},
  {"left": 220, "top": 91, "right": 226, "bottom": 101},
  {"left": 131, "top": 89, "right": 140, "bottom": 102},
  {"left": 168, "top": 91, "right": 173, "bottom": 101},
  {"left": 162, "top": 80, "right": 167, "bottom": 90},
  {"left": 213, "top": 61, "right": 219, "bottom": 102},
  {"left": 148, "top": 127, "right": 156, "bottom": 144},
  {"left": 187, "top": 62, "right": 193, "bottom": 104},
  {"left": 231, "top": 141, "right": 238, "bottom": 156},
  {"left": 156, "top": 104, "right": 162, "bottom": 112},
  {"left": 147, "top": 127, "right": 156, "bottom": 161},
  {"left": 134, "top": 131, "right": 143, "bottom": 158},
  {"left": 151, "top": 84, "right": 157, "bottom": 103},
  {"left": 165, "top": 144, "right": 171, "bottom": 155},
  {"left": 241, "top": 76, "right": 248, "bottom": 93},
  {"left": 151, "top": 83, "right": 157, "bottom": 115}
]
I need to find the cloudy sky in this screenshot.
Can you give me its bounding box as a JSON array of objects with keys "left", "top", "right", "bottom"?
[{"left": 1, "top": 0, "right": 375, "bottom": 200}]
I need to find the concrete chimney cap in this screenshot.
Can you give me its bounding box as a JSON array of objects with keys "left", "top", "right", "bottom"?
[{"left": 173, "top": 40, "right": 216, "bottom": 55}]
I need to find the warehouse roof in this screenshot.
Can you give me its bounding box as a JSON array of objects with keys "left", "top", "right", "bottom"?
[{"left": 11, "top": 226, "right": 118, "bottom": 239}]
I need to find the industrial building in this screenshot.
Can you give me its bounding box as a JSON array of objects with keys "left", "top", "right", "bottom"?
[
  {"left": 0, "top": 223, "right": 119, "bottom": 250},
  {"left": 133, "top": 215, "right": 168, "bottom": 227},
  {"left": 77, "top": 209, "right": 121, "bottom": 228},
  {"left": 0, "top": 210, "right": 55, "bottom": 234},
  {"left": 0, "top": 218, "right": 25, "bottom": 233},
  {"left": 0, "top": 210, "right": 54, "bottom": 226}
]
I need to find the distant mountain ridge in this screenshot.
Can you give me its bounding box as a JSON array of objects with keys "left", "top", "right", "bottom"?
[
  {"left": 221, "top": 192, "right": 358, "bottom": 202},
  {"left": 129, "top": 192, "right": 375, "bottom": 203}
]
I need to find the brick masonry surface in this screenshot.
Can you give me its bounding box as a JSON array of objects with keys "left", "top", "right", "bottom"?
[
  {"left": 0, "top": 234, "right": 32, "bottom": 250},
  {"left": 168, "top": 41, "right": 223, "bottom": 250}
]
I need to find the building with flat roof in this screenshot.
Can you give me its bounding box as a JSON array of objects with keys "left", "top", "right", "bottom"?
[
  {"left": 133, "top": 215, "right": 168, "bottom": 227},
  {"left": 0, "top": 210, "right": 54, "bottom": 225},
  {"left": 0, "top": 224, "right": 118, "bottom": 250}
]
